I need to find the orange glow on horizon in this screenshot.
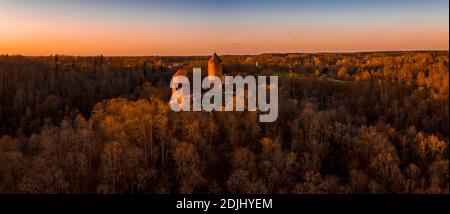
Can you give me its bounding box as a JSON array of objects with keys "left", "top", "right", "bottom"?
[{"left": 2, "top": 28, "right": 447, "bottom": 56}]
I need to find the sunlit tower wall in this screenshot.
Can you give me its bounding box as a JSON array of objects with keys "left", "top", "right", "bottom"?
[{"left": 208, "top": 53, "right": 222, "bottom": 80}]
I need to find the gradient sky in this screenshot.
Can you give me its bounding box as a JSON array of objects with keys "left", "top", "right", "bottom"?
[{"left": 0, "top": 0, "right": 448, "bottom": 55}]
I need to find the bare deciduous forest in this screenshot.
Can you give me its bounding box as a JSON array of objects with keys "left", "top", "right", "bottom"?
[{"left": 0, "top": 51, "right": 448, "bottom": 193}]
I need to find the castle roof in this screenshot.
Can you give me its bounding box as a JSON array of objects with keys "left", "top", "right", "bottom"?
[
  {"left": 208, "top": 53, "right": 222, "bottom": 64},
  {"left": 173, "top": 69, "right": 190, "bottom": 77}
]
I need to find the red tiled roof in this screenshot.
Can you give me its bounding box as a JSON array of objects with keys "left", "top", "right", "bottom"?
[{"left": 173, "top": 69, "right": 190, "bottom": 77}]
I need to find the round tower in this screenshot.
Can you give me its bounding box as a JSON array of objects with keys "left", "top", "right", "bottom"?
[{"left": 208, "top": 53, "right": 222, "bottom": 80}]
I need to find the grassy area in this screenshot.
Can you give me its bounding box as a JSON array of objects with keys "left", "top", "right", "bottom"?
[{"left": 271, "top": 70, "right": 351, "bottom": 86}]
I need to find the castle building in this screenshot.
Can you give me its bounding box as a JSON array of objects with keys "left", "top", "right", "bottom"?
[
  {"left": 171, "top": 53, "right": 223, "bottom": 107},
  {"left": 171, "top": 69, "right": 191, "bottom": 105}
]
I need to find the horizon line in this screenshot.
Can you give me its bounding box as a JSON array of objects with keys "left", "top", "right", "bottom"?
[{"left": 2, "top": 49, "right": 449, "bottom": 57}]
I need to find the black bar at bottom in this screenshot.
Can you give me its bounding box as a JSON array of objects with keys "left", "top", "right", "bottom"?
[{"left": 0, "top": 194, "right": 448, "bottom": 212}]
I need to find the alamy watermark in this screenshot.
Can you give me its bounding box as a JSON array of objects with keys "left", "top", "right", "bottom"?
[{"left": 170, "top": 68, "right": 279, "bottom": 122}]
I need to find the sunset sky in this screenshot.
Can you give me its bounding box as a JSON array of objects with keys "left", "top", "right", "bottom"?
[{"left": 0, "top": 0, "right": 448, "bottom": 56}]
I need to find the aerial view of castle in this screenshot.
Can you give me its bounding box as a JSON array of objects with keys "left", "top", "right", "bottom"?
[{"left": 0, "top": 0, "right": 448, "bottom": 201}]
